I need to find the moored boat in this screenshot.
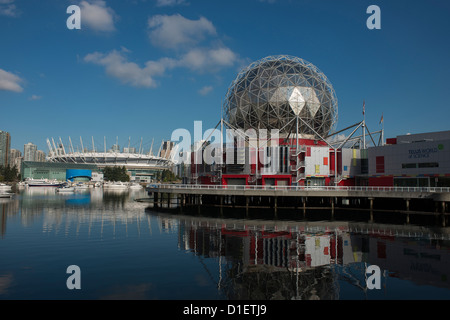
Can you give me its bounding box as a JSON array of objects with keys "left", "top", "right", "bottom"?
[
  {"left": 129, "top": 182, "right": 143, "bottom": 190},
  {"left": 56, "top": 185, "right": 75, "bottom": 193},
  {"left": 103, "top": 181, "right": 129, "bottom": 190},
  {"left": 0, "top": 183, "right": 12, "bottom": 192},
  {"left": 25, "top": 178, "right": 63, "bottom": 187},
  {"left": 0, "top": 192, "right": 14, "bottom": 198}
]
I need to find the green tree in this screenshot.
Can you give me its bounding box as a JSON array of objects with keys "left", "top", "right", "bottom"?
[
  {"left": 103, "top": 166, "right": 130, "bottom": 182},
  {"left": 0, "top": 165, "right": 19, "bottom": 182},
  {"left": 160, "top": 169, "right": 179, "bottom": 182}
]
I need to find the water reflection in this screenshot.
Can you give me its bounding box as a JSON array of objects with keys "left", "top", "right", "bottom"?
[
  {"left": 1, "top": 188, "right": 450, "bottom": 299},
  {"left": 0, "top": 187, "right": 149, "bottom": 238},
  {"left": 147, "top": 210, "right": 450, "bottom": 300}
]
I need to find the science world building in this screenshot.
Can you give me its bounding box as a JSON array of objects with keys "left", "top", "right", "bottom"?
[
  {"left": 177, "top": 55, "right": 450, "bottom": 188},
  {"left": 223, "top": 55, "right": 338, "bottom": 138}
]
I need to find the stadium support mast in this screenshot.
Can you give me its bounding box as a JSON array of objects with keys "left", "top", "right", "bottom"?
[
  {"left": 80, "top": 137, "right": 84, "bottom": 153},
  {"left": 149, "top": 138, "right": 154, "bottom": 156},
  {"left": 59, "top": 137, "right": 66, "bottom": 154},
  {"left": 46, "top": 138, "right": 54, "bottom": 156},
  {"left": 69, "top": 136, "right": 74, "bottom": 153},
  {"left": 52, "top": 138, "right": 58, "bottom": 155},
  {"left": 157, "top": 140, "right": 163, "bottom": 158}
]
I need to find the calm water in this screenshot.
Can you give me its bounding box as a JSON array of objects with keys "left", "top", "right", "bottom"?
[{"left": 1, "top": 187, "right": 450, "bottom": 300}]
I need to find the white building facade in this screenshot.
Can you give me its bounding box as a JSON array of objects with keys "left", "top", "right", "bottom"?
[{"left": 368, "top": 130, "right": 450, "bottom": 187}]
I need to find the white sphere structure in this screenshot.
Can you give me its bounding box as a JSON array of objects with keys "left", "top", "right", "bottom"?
[{"left": 223, "top": 55, "right": 338, "bottom": 137}]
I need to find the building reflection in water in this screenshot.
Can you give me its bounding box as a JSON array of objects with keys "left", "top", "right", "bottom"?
[
  {"left": 158, "top": 211, "right": 450, "bottom": 300},
  {"left": 0, "top": 188, "right": 150, "bottom": 238},
  {"left": 1, "top": 188, "right": 450, "bottom": 300}
]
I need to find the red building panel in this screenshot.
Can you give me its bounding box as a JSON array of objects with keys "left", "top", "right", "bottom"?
[{"left": 368, "top": 176, "right": 394, "bottom": 186}]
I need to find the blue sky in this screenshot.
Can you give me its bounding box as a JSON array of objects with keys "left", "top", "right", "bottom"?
[{"left": 1, "top": 0, "right": 449, "bottom": 153}]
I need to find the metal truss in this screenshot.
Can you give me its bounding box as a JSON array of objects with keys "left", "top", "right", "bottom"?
[{"left": 223, "top": 55, "right": 338, "bottom": 138}]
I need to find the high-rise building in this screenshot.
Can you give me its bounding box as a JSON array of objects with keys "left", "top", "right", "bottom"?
[
  {"left": 160, "top": 141, "right": 175, "bottom": 159},
  {"left": 9, "top": 149, "right": 22, "bottom": 173},
  {"left": 10, "top": 149, "right": 21, "bottom": 166},
  {"left": 110, "top": 144, "right": 120, "bottom": 153},
  {"left": 0, "top": 130, "right": 11, "bottom": 167},
  {"left": 36, "top": 150, "right": 46, "bottom": 162},
  {"left": 24, "top": 142, "right": 37, "bottom": 161},
  {"left": 123, "top": 147, "right": 137, "bottom": 153}
]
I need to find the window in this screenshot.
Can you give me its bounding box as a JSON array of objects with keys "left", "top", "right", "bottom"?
[
  {"left": 361, "top": 159, "right": 368, "bottom": 174},
  {"left": 376, "top": 156, "right": 384, "bottom": 173},
  {"left": 418, "top": 162, "right": 439, "bottom": 168},
  {"left": 402, "top": 162, "right": 439, "bottom": 169}
]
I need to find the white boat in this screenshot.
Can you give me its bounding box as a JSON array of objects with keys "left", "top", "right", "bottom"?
[
  {"left": 56, "top": 186, "right": 75, "bottom": 193},
  {"left": 129, "top": 183, "right": 143, "bottom": 190},
  {"left": 0, "top": 192, "right": 14, "bottom": 198},
  {"left": 25, "top": 178, "right": 62, "bottom": 187},
  {"left": 0, "top": 183, "right": 12, "bottom": 191},
  {"left": 74, "top": 182, "right": 90, "bottom": 190},
  {"left": 16, "top": 181, "right": 27, "bottom": 189},
  {"left": 103, "top": 181, "right": 129, "bottom": 190}
]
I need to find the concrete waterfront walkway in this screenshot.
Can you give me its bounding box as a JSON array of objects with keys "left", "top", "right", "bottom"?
[{"left": 146, "top": 184, "right": 450, "bottom": 226}]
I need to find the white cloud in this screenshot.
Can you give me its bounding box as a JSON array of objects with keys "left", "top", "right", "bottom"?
[
  {"left": 0, "top": 0, "right": 19, "bottom": 17},
  {"left": 85, "top": 13, "right": 241, "bottom": 88},
  {"left": 179, "top": 46, "right": 238, "bottom": 72},
  {"left": 29, "top": 95, "right": 42, "bottom": 101},
  {"left": 84, "top": 50, "right": 176, "bottom": 88},
  {"left": 84, "top": 46, "right": 238, "bottom": 87},
  {"left": 0, "top": 68, "right": 24, "bottom": 92},
  {"left": 198, "top": 86, "right": 213, "bottom": 96},
  {"left": 148, "top": 14, "right": 216, "bottom": 49},
  {"left": 79, "top": 0, "right": 116, "bottom": 32},
  {"left": 155, "top": 0, "right": 188, "bottom": 6}
]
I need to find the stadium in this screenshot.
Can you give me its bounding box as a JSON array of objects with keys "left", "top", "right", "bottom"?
[{"left": 46, "top": 137, "right": 174, "bottom": 183}]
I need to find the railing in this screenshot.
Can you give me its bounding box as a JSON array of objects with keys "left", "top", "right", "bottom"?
[
  {"left": 146, "top": 184, "right": 450, "bottom": 193},
  {"left": 290, "top": 162, "right": 305, "bottom": 171}
]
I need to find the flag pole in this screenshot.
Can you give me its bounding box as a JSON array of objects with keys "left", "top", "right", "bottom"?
[{"left": 362, "top": 100, "right": 366, "bottom": 149}]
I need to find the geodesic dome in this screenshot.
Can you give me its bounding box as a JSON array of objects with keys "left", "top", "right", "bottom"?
[{"left": 223, "top": 55, "right": 338, "bottom": 137}]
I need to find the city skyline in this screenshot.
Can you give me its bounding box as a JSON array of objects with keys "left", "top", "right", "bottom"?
[{"left": 1, "top": 0, "right": 450, "bottom": 152}]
